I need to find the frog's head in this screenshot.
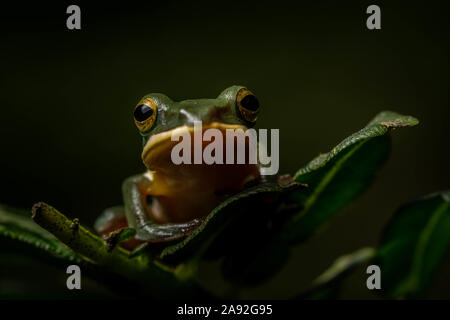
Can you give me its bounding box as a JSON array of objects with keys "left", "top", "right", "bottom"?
[{"left": 132, "top": 85, "right": 260, "bottom": 176}]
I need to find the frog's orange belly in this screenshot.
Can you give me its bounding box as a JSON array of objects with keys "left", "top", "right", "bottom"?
[{"left": 147, "top": 162, "right": 260, "bottom": 223}]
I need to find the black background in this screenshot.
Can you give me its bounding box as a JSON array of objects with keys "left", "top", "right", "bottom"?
[{"left": 0, "top": 0, "right": 449, "bottom": 299}]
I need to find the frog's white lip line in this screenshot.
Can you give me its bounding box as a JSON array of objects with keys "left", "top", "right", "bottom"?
[{"left": 142, "top": 122, "right": 248, "bottom": 163}]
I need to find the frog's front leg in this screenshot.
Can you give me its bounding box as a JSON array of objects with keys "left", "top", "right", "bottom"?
[{"left": 122, "top": 174, "right": 202, "bottom": 242}]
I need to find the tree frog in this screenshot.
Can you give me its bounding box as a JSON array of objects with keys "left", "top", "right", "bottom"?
[{"left": 94, "top": 85, "right": 262, "bottom": 244}]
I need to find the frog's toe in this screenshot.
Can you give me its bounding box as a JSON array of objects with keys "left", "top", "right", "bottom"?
[
  {"left": 136, "top": 218, "right": 204, "bottom": 243},
  {"left": 94, "top": 206, "right": 128, "bottom": 237},
  {"left": 95, "top": 206, "right": 144, "bottom": 250}
]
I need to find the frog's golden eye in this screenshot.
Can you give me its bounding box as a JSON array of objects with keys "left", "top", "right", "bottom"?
[
  {"left": 236, "top": 88, "right": 260, "bottom": 124},
  {"left": 134, "top": 97, "right": 157, "bottom": 132}
]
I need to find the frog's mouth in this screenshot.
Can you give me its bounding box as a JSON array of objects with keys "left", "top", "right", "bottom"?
[
  {"left": 142, "top": 122, "right": 255, "bottom": 169},
  {"left": 142, "top": 122, "right": 260, "bottom": 190},
  {"left": 141, "top": 122, "right": 261, "bottom": 223}
]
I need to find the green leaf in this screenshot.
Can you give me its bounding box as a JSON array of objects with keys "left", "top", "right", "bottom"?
[
  {"left": 377, "top": 191, "right": 450, "bottom": 298},
  {"left": 104, "top": 227, "right": 136, "bottom": 251},
  {"left": 285, "top": 111, "right": 418, "bottom": 243},
  {"left": 0, "top": 205, "right": 82, "bottom": 264},
  {"left": 129, "top": 242, "right": 149, "bottom": 258},
  {"left": 0, "top": 205, "right": 148, "bottom": 298},
  {"left": 312, "top": 247, "right": 376, "bottom": 287},
  {"left": 160, "top": 182, "right": 298, "bottom": 263},
  {"left": 295, "top": 247, "right": 376, "bottom": 300},
  {"left": 29, "top": 202, "right": 210, "bottom": 298},
  {"left": 1, "top": 203, "right": 210, "bottom": 298}
]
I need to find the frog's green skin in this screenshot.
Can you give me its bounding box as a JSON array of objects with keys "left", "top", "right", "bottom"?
[{"left": 95, "top": 86, "right": 262, "bottom": 243}]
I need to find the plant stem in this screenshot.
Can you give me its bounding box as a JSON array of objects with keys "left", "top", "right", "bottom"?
[
  {"left": 32, "top": 202, "right": 148, "bottom": 270},
  {"left": 31, "top": 202, "right": 205, "bottom": 298}
]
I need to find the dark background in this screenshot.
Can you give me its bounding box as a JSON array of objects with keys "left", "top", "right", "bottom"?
[{"left": 0, "top": 0, "right": 449, "bottom": 299}]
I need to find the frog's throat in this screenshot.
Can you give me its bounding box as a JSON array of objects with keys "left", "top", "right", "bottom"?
[{"left": 141, "top": 122, "right": 249, "bottom": 171}]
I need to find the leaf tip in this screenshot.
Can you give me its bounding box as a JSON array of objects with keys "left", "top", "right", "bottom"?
[{"left": 371, "top": 111, "right": 419, "bottom": 129}]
